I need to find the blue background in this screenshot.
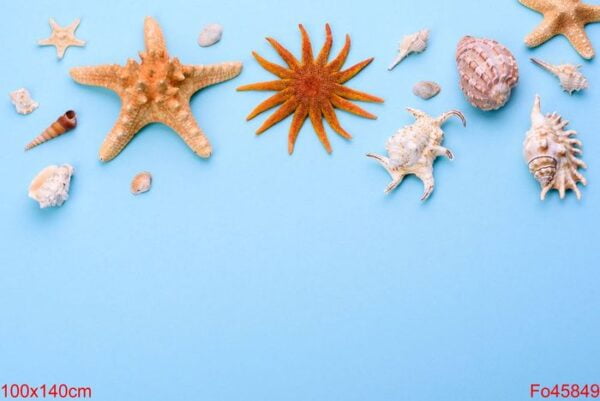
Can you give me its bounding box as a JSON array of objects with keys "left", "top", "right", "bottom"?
[{"left": 1, "top": 0, "right": 598, "bottom": 400}]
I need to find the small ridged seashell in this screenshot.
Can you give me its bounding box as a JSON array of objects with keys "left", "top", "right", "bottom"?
[
  {"left": 131, "top": 172, "right": 152, "bottom": 195},
  {"left": 523, "top": 95, "right": 587, "bottom": 200},
  {"left": 25, "top": 110, "right": 77, "bottom": 151},
  {"left": 412, "top": 81, "right": 441, "bottom": 99},
  {"left": 10, "top": 88, "right": 39, "bottom": 115},
  {"left": 198, "top": 24, "right": 223, "bottom": 47},
  {"left": 388, "top": 29, "right": 429, "bottom": 70},
  {"left": 28, "top": 164, "right": 74, "bottom": 208},
  {"left": 530, "top": 58, "right": 588, "bottom": 94},
  {"left": 456, "top": 36, "right": 519, "bottom": 111}
]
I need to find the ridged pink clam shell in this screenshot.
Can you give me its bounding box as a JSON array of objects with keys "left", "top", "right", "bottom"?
[{"left": 456, "top": 36, "right": 519, "bottom": 111}]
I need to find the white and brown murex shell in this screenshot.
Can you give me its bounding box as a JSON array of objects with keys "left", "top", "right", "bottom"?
[
  {"left": 531, "top": 58, "right": 588, "bottom": 94},
  {"left": 28, "top": 164, "right": 74, "bottom": 208},
  {"left": 388, "top": 29, "right": 429, "bottom": 71},
  {"left": 524, "top": 95, "right": 587, "bottom": 200},
  {"left": 367, "top": 108, "right": 466, "bottom": 201},
  {"left": 456, "top": 36, "right": 519, "bottom": 111}
]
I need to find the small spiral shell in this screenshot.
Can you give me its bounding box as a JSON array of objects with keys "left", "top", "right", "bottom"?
[{"left": 25, "top": 110, "right": 77, "bottom": 151}]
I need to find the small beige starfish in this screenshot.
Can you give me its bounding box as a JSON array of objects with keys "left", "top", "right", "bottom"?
[
  {"left": 38, "top": 18, "right": 86, "bottom": 59},
  {"left": 70, "top": 17, "right": 242, "bottom": 161},
  {"left": 519, "top": 0, "right": 600, "bottom": 59}
]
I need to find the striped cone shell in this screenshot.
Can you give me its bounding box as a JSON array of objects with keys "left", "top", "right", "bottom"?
[
  {"left": 25, "top": 110, "right": 77, "bottom": 151},
  {"left": 456, "top": 36, "right": 519, "bottom": 111}
]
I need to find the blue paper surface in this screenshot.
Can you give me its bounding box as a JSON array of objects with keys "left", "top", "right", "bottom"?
[{"left": 1, "top": 0, "right": 598, "bottom": 400}]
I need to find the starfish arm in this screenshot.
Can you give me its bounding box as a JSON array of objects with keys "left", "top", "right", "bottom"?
[
  {"left": 322, "top": 101, "right": 351, "bottom": 140},
  {"left": 308, "top": 103, "right": 332, "bottom": 153},
  {"left": 563, "top": 23, "right": 595, "bottom": 59},
  {"left": 157, "top": 105, "right": 212, "bottom": 158},
  {"left": 524, "top": 16, "right": 560, "bottom": 47},
  {"left": 255, "top": 98, "right": 297, "bottom": 134},
  {"left": 180, "top": 62, "right": 243, "bottom": 98},
  {"left": 144, "top": 17, "right": 167, "bottom": 54},
  {"left": 316, "top": 24, "right": 333, "bottom": 66},
  {"left": 48, "top": 18, "right": 60, "bottom": 30},
  {"left": 71, "top": 38, "right": 86, "bottom": 47},
  {"left": 37, "top": 37, "right": 53, "bottom": 46},
  {"left": 67, "top": 18, "right": 81, "bottom": 32},
  {"left": 237, "top": 79, "right": 291, "bottom": 91},
  {"left": 518, "top": 0, "right": 552, "bottom": 13},
  {"left": 334, "top": 84, "right": 384, "bottom": 103},
  {"left": 252, "top": 52, "right": 294, "bottom": 78},
  {"left": 266, "top": 37, "right": 300, "bottom": 69},
  {"left": 246, "top": 89, "right": 294, "bottom": 120},
  {"left": 99, "top": 107, "right": 151, "bottom": 161},
  {"left": 580, "top": 4, "right": 600, "bottom": 22},
  {"left": 331, "top": 94, "right": 377, "bottom": 119},
  {"left": 70, "top": 65, "right": 124, "bottom": 92},
  {"left": 287, "top": 103, "right": 309, "bottom": 154},
  {"left": 333, "top": 58, "right": 374, "bottom": 83},
  {"left": 56, "top": 44, "right": 68, "bottom": 60},
  {"left": 298, "top": 24, "right": 314, "bottom": 63},
  {"left": 327, "top": 34, "right": 351, "bottom": 71}
]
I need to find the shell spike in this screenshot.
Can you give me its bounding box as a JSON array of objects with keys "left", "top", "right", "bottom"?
[
  {"left": 531, "top": 57, "right": 555, "bottom": 73},
  {"left": 406, "top": 107, "right": 427, "bottom": 120},
  {"left": 436, "top": 110, "right": 466, "bottom": 127},
  {"left": 531, "top": 95, "right": 545, "bottom": 128}
]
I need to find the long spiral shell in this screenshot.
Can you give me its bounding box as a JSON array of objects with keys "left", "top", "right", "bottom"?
[
  {"left": 25, "top": 110, "right": 77, "bottom": 151},
  {"left": 456, "top": 36, "right": 519, "bottom": 111},
  {"left": 523, "top": 95, "right": 587, "bottom": 200}
]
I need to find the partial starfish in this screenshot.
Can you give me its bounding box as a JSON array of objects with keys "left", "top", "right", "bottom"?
[
  {"left": 237, "top": 24, "right": 383, "bottom": 154},
  {"left": 70, "top": 17, "right": 242, "bottom": 161},
  {"left": 38, "top": 18, "right": 86, "bottom": 60},
  {"left": 519, "top": 0, "right": 600, "bottom": 59}
]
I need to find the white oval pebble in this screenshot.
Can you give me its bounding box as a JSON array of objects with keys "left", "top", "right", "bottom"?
[{"left": 198, "top": 24, "right": 223, "bottom": 47}]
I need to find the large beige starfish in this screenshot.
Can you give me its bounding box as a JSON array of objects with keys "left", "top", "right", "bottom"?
[
  {"left": 70, "top": 17, "right": 242, "bottom": 161},
  {"left": 38, "top": 18, "right": 86, "bottom": 59},
  {"left": 519, "top": 0, "right": 600, "bottom": 59}
]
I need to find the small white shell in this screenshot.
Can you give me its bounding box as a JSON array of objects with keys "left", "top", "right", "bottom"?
[
  {"left": 388, "top": 29, "right": 429, "bottom": 70},
  {"left": 131, "top": 171, "right": 152, "bottom": 195},
  {"left": 28, "top": 164, "right": 74, "bottom": 208},
  {"left": 531, "top": 58, "right": 588, "bottom": 94},
  {"left": 198, "top": 24, "right": 223, "bottom": 47},
  {"left": 10, "top": 88, "right": 39, "bottom": 115},
  {"left": 412, "top": 81, "right": 441, "bottom": 99}
]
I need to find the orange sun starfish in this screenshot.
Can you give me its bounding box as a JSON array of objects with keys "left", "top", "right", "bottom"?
[{"left": 237, "top": 24, "right": 384, "bottom": 154}]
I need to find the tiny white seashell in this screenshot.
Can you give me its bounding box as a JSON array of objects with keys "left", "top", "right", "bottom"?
[
  {"left": 28, "top": 164, "right": 74, "bottom": 208},
  {"left": 131, "top": 171, "right": 152, "bottom": 195},
  {"left": 524, "top": 95, "right": 587, "bottom": 200},
  {"left": 412, "top": 81, "right": 441, "bottom": 99},
  {"left": 10, "top": 88, "right": 39, "bottom": 115},
  {"left": 388, "top": 29, "right": 429, "bottom": 71},
  {"left": 530, "top": 58, "right": 588, "bottom": 94},
  {"left": 198, "top": 23, "right": 223, "bottom": 47}
]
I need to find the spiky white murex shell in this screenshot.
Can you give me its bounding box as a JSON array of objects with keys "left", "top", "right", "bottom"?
[
  {"left": 388, "top": 29, "right": 429, "bottom": 71},
  {"left": 524, "top": 95, "right": 587, "bottom": 200},
  {"left": 367, "top": 108, "right": 466, "bottom": 201},
  {"left": 456, "top": 36, "right": 519, "bottom": 111},
  {"left": 530, "top": 58, "right": 588, "bottom": 94}
]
